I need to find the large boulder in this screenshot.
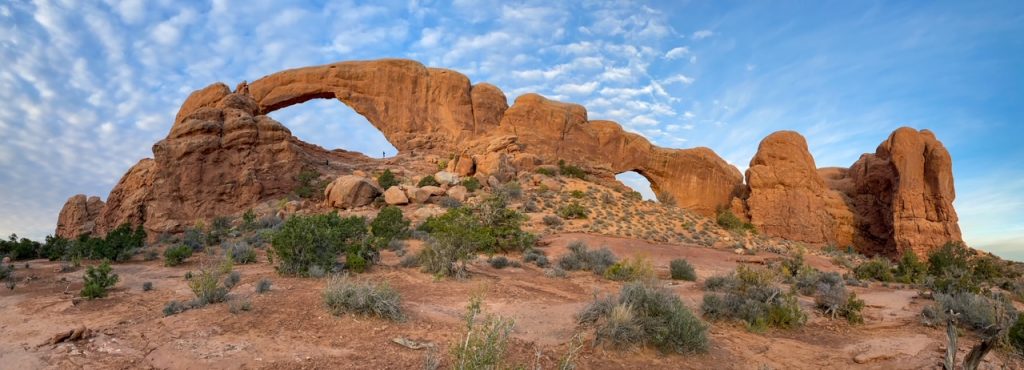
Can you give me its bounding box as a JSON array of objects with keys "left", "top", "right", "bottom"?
[
  {"left": 743, "top": 131, "right": 853, "bottom": 246},
  {"left": 324, "top": 175, "right": 381, "bottom": 209},
  {"left": 383, "top": 186, "right": 409, "bottom": 205},
  {"left": 56, "top": 195, "right": 105, "bottom": 238},
  {"left": 446, "top": 185, "right": 468, "bottom": 202}
]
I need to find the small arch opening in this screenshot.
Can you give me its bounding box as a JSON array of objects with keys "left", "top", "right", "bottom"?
[
  {"left": 266, "top": 99, "right": 398, "bottom": 158},
  {"left": 616, "top": 171, "right": 658, "bottom": 202}
]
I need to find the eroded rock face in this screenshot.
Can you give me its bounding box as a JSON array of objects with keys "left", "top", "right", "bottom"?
[
  {"left": 845, "top": 128, "right": 961, "bottom": 256},
  {"left": 56, "top": 195, "right": 105, "bottom": 238},
  {"left": 55, "top": 59, "right": 961, "bottom": 256},
  {"left": 743, "top": 131, "right": 853, "bottom": 246}
]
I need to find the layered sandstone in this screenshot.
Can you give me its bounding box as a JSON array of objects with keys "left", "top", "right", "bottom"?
[{"left": 55, "top": 58, "right": 960, "bottom": 257}]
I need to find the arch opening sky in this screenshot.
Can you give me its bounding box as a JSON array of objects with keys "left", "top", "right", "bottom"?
[{"left": 1, "top": 0, "right": 1021, "bottom": 259}]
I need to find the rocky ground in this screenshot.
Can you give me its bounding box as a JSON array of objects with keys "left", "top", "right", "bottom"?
[{"left": 1, "top": 235, "right": 1017, "bottom": 369}]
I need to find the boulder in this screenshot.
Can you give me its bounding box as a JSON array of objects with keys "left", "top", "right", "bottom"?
[
  {"left": 412, "top": 205, "right": 445, "bottom": 220},
  {"left": 383, "top": 186, "right": 409, "bottom": 205},
  {"left": 56, "top": 195, "right": 105, "bottom": 239},
  {"left": 434, "top": 171, "right": 459, "bottom": 185},
  {"left": 475, "top": 152, "right": 515, "bottom": 183},
  {"left": 446, "top": 185, "right": 468, "bottom": 202},
  {"left": 411, "top": 187, "right": 437, "bottom": 204},
  {"left": 324, "top": 175, "right": 380, "bottom": 209},
  {"left": 449, "top": 154, "right": 475, "bottom": 176}
]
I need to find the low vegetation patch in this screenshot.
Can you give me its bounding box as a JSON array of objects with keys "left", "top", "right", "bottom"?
[
  {"left": 164, "top": 245, "right": 193, "bottom": 266},
  {"left": 715, "top": 209, "right": 755, "bottom": 235},
  {"left": 557, "top": 202, "right": 588, "bottom": 219},
  {"left": 323, "top": 276, "right": 404, "bottom": 321},
  {"left": 451, "top": 296, "right": 516, "bottom": 368},
  {"left": 557, "top": 159, "right": 586, "bottom": 179},
  {"left": 812, "top": 272, "right": 865, "bottom": 324},
  {"left": 377, "top": 169, "right": 400, "bottom": 189},
  {"left": 417, "top": 175, "right": 441, "bottom": 187},
  {"left": 604, "top": 256, "right": 655, "bottom": 282},
  {"left": 557, "top": 241, "right": 616, "bottom": 275},
  {"left": 577, "top": 282, "right": 709, "bottom": 354},
  {"left": 701, "top": 265, "right": 806, "bottom": 331},
  {"left": 271, "top": 213, "right": 368, "bottom": 276},
  {"left": 81, "top": 260, "right": 119, "bottom": 299},
  {"left": 670, "top": 258, "right": 697, "bottom": 281}
]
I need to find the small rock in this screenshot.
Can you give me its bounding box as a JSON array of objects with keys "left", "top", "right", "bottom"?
[{"left": 383, "top": 186, "right": 409, "bottom": 205}]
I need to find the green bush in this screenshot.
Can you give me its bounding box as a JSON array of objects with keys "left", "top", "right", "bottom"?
[
  {"left": 489, "top": 256, "right": 511, "bottom": 269},
  {"left": 81, "top": 261, "right": 119, "bottom": 299},
  {"left": 461, "top": 177, "right": 481, "bottom": 192},
  {"left": 164, "top": 245, "right": 193, "bottom": 266},
  {"left": 604, "top": 256, "right": 655, "bottom": 282},
  {"left": 922, "top": 291, "right": 1017, "bottom": 333},
  {"left": 701, "top": 265, "right": 806, "bottom": 331},
  {"left": 370, "top": 206, "right": 410, "bottom": 243},
  {"left": 557, "top": 202, "right": 588, "bottom": 219},
  {"left": 323, "top": 276, "right": 404, "bottom": 321},
  {"left": 670, "top": 259, "right": 697, "bottom": 281},
  {"left": 188, "top": 265, "right": 237, "bottom": 306},
  {"left": 1008, "top": 315, "right": 1024, "bottom": 355},
  {"left": 895, "top": 250, "right": 928, "bottom": 284},
  {"left": 557, "top": 241, "right": 617, "bottom": 275},
  {"left": 452, "top": 296, "right": 515, "bottom": 367},
  {"left": 715, "top": 210, "right": 755, "bottom": 234},
  {"left": 163, "top": 300, "right": 191, "bottom": 316},
  {"left": 0, "top": 233, "right": 42, "bottom": 260},
  {"left": 377, "top": 169, "right": 400, "bottom": 189},
  {"left": 558, "top": 159, "right": 586, "bottom": 179},
  {"left": 535, "top": 167, "right": 557, "bottom": 176},
  {"left": 416, "top": 197, "right": 535, "bottom": 278},
  {"left": 577, "top": 282, "right": 709, "bottom": 354},
  {"left": 346, "top": 249, "right": 368, "bottom": 273},
  {"left": 927, "top": 241, "right": 972, "bottom": 276},
  {"left": 813, "top": 273, "right": 865, "bottom": 324},
  {"left": 542, "top": 215, "right": 563, "bottom": 227},
  {"left": 226, "top": 242, "right": 257, "bottom": 264},
  {"left": 39, "top": 235, "right": 70, "bottom": 261},
  {"left": 854, "top": 257, "right": 895, "bottom": 282},
  {"left": 271, "top": 213, "right": 368, "bottom": 276},
  {"left": 294, "top": 168, "right": 329, "bottom": 199},
  {"left": 418, "top": 175, "right": 441, "bottom": 187}
]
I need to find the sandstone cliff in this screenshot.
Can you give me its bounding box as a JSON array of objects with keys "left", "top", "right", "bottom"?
[{"left": 56, "top": 59, "right": 961, "bottom": 256}]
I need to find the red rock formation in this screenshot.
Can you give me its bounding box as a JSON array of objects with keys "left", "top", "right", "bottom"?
[
  {"left": 742, "top": 131, "right": 853, "bottom": 246},
  {"left": 54, "top": 59, "right": 960, "bottom": 257},
  {"left": 55, "top": 195, "right": 104, "bottom": 238},
  {"left": 845, "top": 128, "right": 961, "bottom": 256}
]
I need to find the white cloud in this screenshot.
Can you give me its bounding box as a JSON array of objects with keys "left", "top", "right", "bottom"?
[
  {"left": 630, "top": 115, "right": 659, "bottom": 126},
  {"left": 662, "top": 74, "right": 695, "bottom": 85},
  {"left": 664, "top": 46, "right": 690, "bottom": 60},
  {"left": 692, "top": 29, "right": 714, "bottom": 39},
  {"left": 554, "top": 81, "right": 599, "bottom": 95},
  {"left": 113, "top": 0, "right": 146, "bottom": 24}
]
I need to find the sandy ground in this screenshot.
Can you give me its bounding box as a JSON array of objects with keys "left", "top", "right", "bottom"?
[{"left": 1, "top": 233, "right": 1020, "bottom": 369}]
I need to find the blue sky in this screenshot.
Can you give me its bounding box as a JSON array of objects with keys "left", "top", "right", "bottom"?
[{"left": 1, "top": 1, "right": 1022, "bottom": 259}]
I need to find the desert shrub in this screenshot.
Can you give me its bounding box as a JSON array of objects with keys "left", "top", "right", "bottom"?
[
  {"left": 923, "top": 291, "right": 1017, "bottom": 333},
  {"left": 854, "top": 257, "right": 895, "bottom": 282},
  {"left": 461, "top": 177, "right": 481, "bottom": 192},
  {"left": 780, "top": 251, "right": 806, "bottom": 277},
  {"left": 625, "top": 191, "right": 642, "bottom": 201},
  {"left": 604, "top": 256, "right": 656, "bottom": 282},
  {"left": 543, "top": 215, "right": 564, "bottom": 227},
  {"left": 1008, "top": 316, "right": 1024, "bottom": 355},
  {"left": 814, "top": 273, "right": 865, "bottom": 324},
  {"left": 256, "top": 278, "right": 272, "bottom": 293},
  {"left": 226, "top": 242, "right": 257, "bottom": 264},
  {"left": 535, "top": 167, "right": 557, "bottom": 176},
  {"left": 294, "top": 168, "right": 329, "bottom": 199},
  {"left": 577, "top": 282, "right": 709, "bottom": 354},
  {"left": 229, "top": 299, "right": 253, "bottom": 314},
  {"left": 144, "top": 249, "right": 159, "bottom": 261},
  {"left": 928, "top": 266, "right": 982, "bottom": 294},
  {"left": 793, "top": 268, "right": 822, "bottom": 296},
  {"left": 83, "top": 223, "right": 146, "bottom": 262},
  {"left": 163, "top": 300, "right": 191, "bottom": 316},
  {"left": 399, "top": 253, "right": 421, "bottom": 268},
  {"left": 452, "top": 296, "right": 516, "bottom": 368},
  {"left": 657, "top": 192, "right": 677, "bottom": 207},
  {"left": 701, "top": 265, "right": 806, "bottom": 331},
  {"left": 523, "top": 249, "right": 549, "bottom": 267},
  {"left": 377, "top": 169, "right": 399, "bottom": 189},
  {"left": 557, "top": 241, "right": 617, "bottom": 275},
  {"left": 345, "top": 249, "right": 368, "bottom": 273},
  {"left": 557, "top": 202, "right": 588, "bottom": 219},
  {"left": 323, "top": 276, "right": 404, "bottom": 321},
  {"left": 895, "top": 250, "right": 928, "bottom": 284},
  {"left": 494, "top": 182, "right": 523, "bottom": 200},
  {"left": 188, "top": 265, "right": 238, "bottom": 306},
  {"left": 257, "top": 215, "right": 283, "bottom": 230},
  {"left": 39, "top": 235, "right": 70, "bottom": 261},
  {"left": 522, "top": 200, "right": 540, "bottom": 212},
  {"left": 81, "top": 261, "right": 119, "bottom": 299},
  {"left": 143, "top": 282, "right": 153, "bottom": 291},
  {"left": 164, "top": 245, "right": 192, "bottom": 266},
  {"left": 670, "top": 259, "right": 697, "bottom": 281},
  {"left": 489, "top": 256, "right": 510, "bottom": 269},
  {"left": 437, "top": 196, "right": 462, "bottom": 209},
  {"left": 715, "top": 210, "right": 755, "bottom": 234},
  {"left": 0, "top": 233, "right": 42, "bottom": 260},
  {"left": 241, "top": 209, "right": 257, "bottom": 230},
  {"left": 927, "top": 241, "right": 972, "bottom": 276},
  {"left": 370, "top": 206, "right": 410, "bottom": 243},
  {"left": 206, "top": 216, "right": 232, "bottom": 246},
  {"left": 182, "top": 227, "right": 204, "bottom": 251},
  {"left": 545, "top": 267, "right": 567, "bottom": 278},
  {"left": 558, "top": 159, "right": 586, "bottom": 179},
  {"left": 418, "top": 175, "right": 441, "bottom": 187},
  {"left": 271, "top": 213, "right": 368, "bottom": 276},
  {"left": 570, "top": 190, "right": 586, "bottom": 199}
]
